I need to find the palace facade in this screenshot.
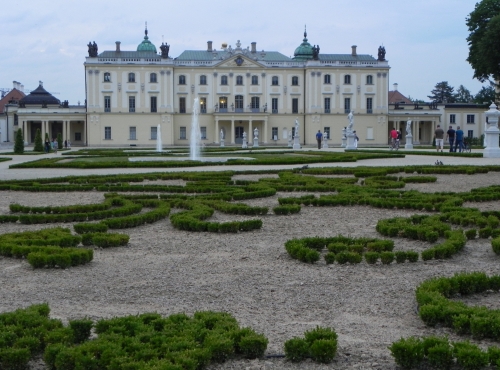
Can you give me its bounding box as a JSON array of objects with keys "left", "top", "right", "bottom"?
[{"left": 84, "top": 28, "right": 391, "bottom": 147}]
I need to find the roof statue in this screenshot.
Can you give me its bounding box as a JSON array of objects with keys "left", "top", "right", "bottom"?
[
  {"left": 87, "top": 41, "right": 98, "bottom": 57},
  {"left": 160, "top": 42, "right": 170, "bottom": 58},
  {"left": 312, "top": 45, "right": 320, "bottom": 60},
  {"left": 377, "top": 45, "right": 386, "bottom": 61}
]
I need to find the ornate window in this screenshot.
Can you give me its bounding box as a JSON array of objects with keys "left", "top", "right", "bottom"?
[
  {"left": 104, "top": 96, "right": 111, "bottom": 112},
  {"left": 104, "top": 72, "right": 111, "bottom": 82},
  {"left": 235, "top": 95, "right": 244, "bottom": 112},
  {"left": 271, "top": 76, "right": 279, "bottom": 86},
  {"left": 178, "top": 75, "right": 186, "bottom": 85},
  {"left": 200, "top": 75, "right": 207, "bottom": 85},
  {"left": 150, "top": 96, "right": 157, "bottom": 113},
  {"left": 251, "top": 75, "right": 259, "bottom": 85},
  {"left": 366, "top": 75, "right": 373, "bottom": 85},
  {"left": 251, "top": 97, "right": 260, "bottom": 111},
  {"left": 219, "top": 96, "right": 228, "bottom": 112},
  {"left": 324, "top": 98, "right": 331, "bottom": 113},
  {"left": 128, "top": 73, "right": 135, "bottom": 83},
  {"left": 150, "top": 73, "right": 157, "bottom": 83},
  {"left": 236, "top": 76, "right": 243, "bottom": 85},
  {"left": 291, "top": 76, "right": 299, "bottom": 86},
  {"left": 128, "top": 96, "right": 135, "bottom": 112},
  {"left": 344, "top": 75, "right": 351, "bottom": 84},
  {"left": 221, "top": 75, "right": 228, "bottom": 85},
  {"left": 366, "top": 98, "right": 373, "bottom": 114},
  {"left": 104, "top": 127, "right": 111, "bottom": 140},
  {"left": 179, "top": 97, "right": 186, "bottom": 113},
  {"left": 344, "top": 98, "right": 351, "bottom": 114},
  {"left": 324, "top": 74, "right": 331, "bottom": 84}
]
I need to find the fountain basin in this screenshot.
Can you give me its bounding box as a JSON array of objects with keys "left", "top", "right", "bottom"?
[{"left": 128, "top": 156, "right": 255, "bottom": 162}]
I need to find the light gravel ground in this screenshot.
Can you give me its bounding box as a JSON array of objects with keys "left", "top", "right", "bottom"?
[{"left": 0, "top": 172, "right": 499, "bottom": 370}]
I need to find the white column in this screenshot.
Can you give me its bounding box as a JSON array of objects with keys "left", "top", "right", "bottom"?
[
  {"left": 230, "top": 119, "right": 235, "bottom": 144},
  {"left": 264, "top": 117, "right": 268, "bottom": 143},
  {"left": 215, "top": 117, "right": 219, "bottom": 144}
]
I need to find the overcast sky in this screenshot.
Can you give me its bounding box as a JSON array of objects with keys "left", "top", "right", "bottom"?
[{"left": 1, "top": 0, "right": 488, "bottom": 104}]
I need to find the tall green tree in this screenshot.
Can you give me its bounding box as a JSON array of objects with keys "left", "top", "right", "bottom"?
[
  {"left": 33, "top": 128, "right": 43, "bottom": 152},
  {"left": 466, "top": 0, "right": 500, "bottom": 83},
  {"left": 473, "top": 85, "right": 496, "bottom": 104},
  {"left": 428, "top": 81, "right": 456, "bottom": 103},
  {"left": 14, "top": 129, "right": 24, "bottom": 154},
  {"left": 454, "top": 85, "right": 473, "bottom": 103}
]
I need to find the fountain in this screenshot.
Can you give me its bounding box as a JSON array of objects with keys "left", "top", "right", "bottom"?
[
  {"left": 156, "top": 124, "right": 162, "bottom": 152},
  {"left": 190, "top": 98, "right": 201, "bottom": 160}
]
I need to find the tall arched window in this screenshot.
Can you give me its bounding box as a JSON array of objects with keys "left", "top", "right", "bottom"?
[
  {"left": 251, "top": 97, "right": 260, "bottom": 111},
  {"left": 219, "top": 96, "right": 228, "bottom": 109},
  {"left": 366, "top": 75, "right": 373, "bottom": 85},
  {"left": 324, "top": 74, "right": 331, "bottom": 84},
  {"left": 150, "top": 73, "right": 157, "bottom": 83},
  {"left": 104, "top": 72, "right": 111, "bottom": 82},
  {"left": 128, "top": 73, "right": 135, "bottom": 83},
  {"left": 344, "top": 75, "right": 351, "bottom": 84},
  {"left": 235, "top": 95, "right": 244, "bottom": 112},
  {"left": 291, "top": 76, "right": 299, "bottom": 86},
  {"left": 271, "top": 76, "right": 279, "bottom": 86},
  {"left": 236, "top": 76, "right": 243, "bottom": 85},
  {"left": 251, "top": 75, "right": 258, "bottom": 85},
  {"left": 221, "top": 75, "right": 228, "bottom": 85},
  {"left": 200, "top": 75, "right": 207, "bottom": 85}
]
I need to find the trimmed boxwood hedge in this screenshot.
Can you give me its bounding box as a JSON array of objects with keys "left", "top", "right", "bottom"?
[
  {"left": 415, "top": 272, "right": 500, "bottom": 342},
  {"left": 0, "top": 304, "right": 268, "bottom": 370}
]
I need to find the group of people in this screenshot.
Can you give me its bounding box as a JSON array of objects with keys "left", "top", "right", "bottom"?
[
  {"left": 434, "top": 125, "right": 465, "bottom": 152},
  {"left": 315, "top": 130, "right": 359, "bottom": 149},
  {"left": 44, "top": 138, "right": 71, "bottom": 153}
]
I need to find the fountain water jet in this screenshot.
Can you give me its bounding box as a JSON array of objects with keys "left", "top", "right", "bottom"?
[
  {"left": 156, "top": 124, "right": 162, "bottom": 152},
  {"left": 190, "top": 98, "right": 201, "bottom": 160}
]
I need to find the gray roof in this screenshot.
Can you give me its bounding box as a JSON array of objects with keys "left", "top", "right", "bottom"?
[
  {"left": 319, "top": 54, "right": 377, "bottom": 62},
  {"left": 97, "top": 51, "right": 162, "bottom": 59},
  {"left": 175, "top": 50, "right": 291, "bottom": 62}
]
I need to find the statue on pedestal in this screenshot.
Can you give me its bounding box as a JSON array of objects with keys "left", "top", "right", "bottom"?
[
  {"left": 160, "top": 42, "right": 170, "bottom": 58},
  {"left": 254, "top": 127, "right": 259, "bottom": 139},
  {"left": 87, "top": 41, "right": 98, "bottom": 57},
  {"left": 220, "top": 129, "right": 224, "bottom": 141},
  {"left": 406, "top": 119, "right": 412, "bottom": 136},
  {"left": 347, "top": 111, "right": 354, "bottom": 134},
  {"left": 294, "top": 118, "right": 300, "bottom": 137}
]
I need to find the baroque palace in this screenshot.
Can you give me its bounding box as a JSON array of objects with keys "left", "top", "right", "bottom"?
[
  {"left": 84, "top": 27, "right": 390, "bottom": 146},
  {"left": 0, "top": 27, "right": 488, "bottom": 147}
]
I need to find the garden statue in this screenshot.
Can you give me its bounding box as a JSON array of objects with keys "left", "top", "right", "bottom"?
[
  {"left": 406, "top": 119, "right": 412, "bottom": 136},
  {"left": 347, "top": 111, "right": 354, "bottom": 134},
  {"left": 294, "top": 119, "right": 299, "bottom": 137}
]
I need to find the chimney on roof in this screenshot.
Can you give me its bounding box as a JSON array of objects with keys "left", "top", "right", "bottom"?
[
  {"left": 351, "top": 45, "right": 357, "bottom": 56},
  {"left": 12, "top": 81, "right": 17, "bottom": 89},
  {"left": 251, "top": 42, "right": 257, "bottom": 53},
  {"left": 393, "top": 83, "right": 398, "bottom": 91},
  {"left": 115, "top": 41, "right": 121, "bottom": 52},
  {"left": 207, "top": 41, "right": 213, "bottom": 52},
  {"left": 20, "top": 84, "right": 24, "bottom": 92}
]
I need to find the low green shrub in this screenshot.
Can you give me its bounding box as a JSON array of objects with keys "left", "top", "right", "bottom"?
[
  {"left": 388, "top": 337, "right": 424, "bottom": 369},
  {"left": 492, "top": 237, "right": 500, "bottom": 255},
  {"left": 395, "top": 251, "right": 407, "bottom": 263},
  {"left": 284, "top": 338, "right": 309, "bottom": 362},
  {"left": 324, "top": 252, "right": 336, "bottom": 265},
  {"left": 453, "top": 341, "right": 489, "bottom": 370},
  {"left": 69, "top": 319, "right": 93, "bottom": 344},
  {"left": 380, "top": 251, "right": 394, "bottom": 265},
  {"left": 364, "top": 252, "right": 379, "bottom": 264},
  {"left": 273, "top": 205, "right": 301, "bottom": 215},
  {"left": 407, "top": 251, "right": 419, "bottom": 262},
  {"left": 465, "top": 229, "right": 477, "bottom": 240},
  {"left": 74, "top": 222, "right": 108, "bottom": 234},
  {"left": 309, "top": 339, "right": 337, "bottom": 364},
  {"left": 237, "top": 333, "right": 268, "bottom": 359}
]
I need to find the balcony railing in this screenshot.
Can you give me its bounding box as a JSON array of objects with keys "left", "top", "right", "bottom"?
[
  {"left": 200, "top": 108, "right": 207, "bottom": 114},
  {"left": 272, "top": 109, "right": 278, "bottom": 114},
  {"left": 367, "top": 109, "right": 373, "bottom": 114},
  {"left": 324, "top": 108, "right": 331, "bottom": 113},
  {"left": 129, "top": 108, "right": 135, "bottom": 113},
  {"left": 344, "top": 109, "right": 350, "bottom": 114},
  {"left": 104, "top": 108, "right": 111, "bottom": 112}
]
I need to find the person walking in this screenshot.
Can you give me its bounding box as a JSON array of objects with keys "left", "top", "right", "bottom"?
[
  {"left": 455, "top": 126, "right": 464, "bottom": 153},
  {"left": 316, "top": 130, "right": 323, "bottom": 149},
  {"left": 389, "top": 128, "right": 398, "bottom": 150},
  {"left": 446, "top": 125, "right": 456, "bottom": 152},
  {"left": 435, "top": 125, "right": 444, "bottom": 152}
]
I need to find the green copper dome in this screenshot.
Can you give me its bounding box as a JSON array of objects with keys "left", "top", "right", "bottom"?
[
  {"left": 293, "top": 29, "right": 313, "bottom": 61},
  {"left": 137, "top": 27, "right": 157, "bottom": 52}
]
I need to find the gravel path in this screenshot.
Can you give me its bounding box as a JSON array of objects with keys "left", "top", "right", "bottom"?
[{"left": 0, "top": 172, "right": 499, "bottom": 370}]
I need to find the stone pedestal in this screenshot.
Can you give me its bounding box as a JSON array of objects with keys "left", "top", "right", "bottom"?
[
  {"left": 253, "top": 137, "right": 259, "bottom": 148},
  {"left": 220, "top": 139, "right": 225, "bottom": 147},
  {"left": 287, "top": 134, "right": 293, "bottom": 147},
  {"left": 293, "top": 135, "right": 301, "bottom": 149},
  {"left": 405, "top": 134, "right": 413, "bottom": 150},
  {"left": 345, "top": 133, "right": 357, "bottom": 150},
  {"left": 341, "top": 128, "right": 347, "bottom": 147},
  {"left": 322, "top": 136, "right": 328, "bottom": 149},
  {"left": 242, "top": 139, "right": 247, "bottom": 149},
  {"left": 484, "top": 103, "right": 500, "bottom": 158}
]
